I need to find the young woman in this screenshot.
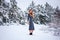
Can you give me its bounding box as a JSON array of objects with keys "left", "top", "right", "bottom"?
[{"left": 28, "top": 9, "right": 35, "bottom": 35}]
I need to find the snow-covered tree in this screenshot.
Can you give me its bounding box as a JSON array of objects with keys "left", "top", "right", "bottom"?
[
  {"left": 45, "top": 2, "right": 54, "bottom": 22},
  {"left": 0, "top": 0, "right": 9, "bottom": 25},
  {"left": 9, "top": 0, "right": 17, "bottom": 23},
  {"left": 8, "top": 0, "right": 25, "bottom": 24},
  {"left": 49, "top": 6, "right": 60, "bottom": 28},
  {"left": 27, "top": 1, "right": 35, "bottom": 10}
]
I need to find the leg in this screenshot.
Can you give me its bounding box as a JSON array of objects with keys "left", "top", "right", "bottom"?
[{"left": 29, "top": 30, "right": 34, "bottom": 35}]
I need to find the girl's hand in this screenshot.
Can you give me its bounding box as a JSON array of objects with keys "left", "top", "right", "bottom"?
[{"left": 30, "top": 13, "right": 35, "bottom": 18}]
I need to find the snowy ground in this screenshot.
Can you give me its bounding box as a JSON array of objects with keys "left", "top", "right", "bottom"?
[{"left": 0, "top": 23, "right": 60, "bottom": 40}]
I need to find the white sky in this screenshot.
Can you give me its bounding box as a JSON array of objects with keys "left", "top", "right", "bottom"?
[{"left": 5, "top": 0, "right": 60, "bottom": 11}]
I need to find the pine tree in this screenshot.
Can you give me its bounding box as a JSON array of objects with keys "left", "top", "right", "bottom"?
[
  {"left": 38, "top": 5, "right": 48, "bottom": 24},
  {"left": 9, "top": 0, "right": 19, "bottom": 23},
  {"left": 0, "top": 0, "right": 9, "bottom": 25},
  {"left": 45, "top": 2, "right": 54, "bottom": 22},
  {"left": 54, "top": 6, "right": 60, "bottom": 28},
  {"left": 27, "top": 1, "right": 35, "bottom": 10}
]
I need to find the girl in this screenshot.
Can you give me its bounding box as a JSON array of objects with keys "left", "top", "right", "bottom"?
[{"left": 28, "top": 9, "right": 35, "bottom": 35}]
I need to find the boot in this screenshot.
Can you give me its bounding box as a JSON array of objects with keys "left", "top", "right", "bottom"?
[{"left": 29, "top": 33, "right": 32, "bottom": 35}]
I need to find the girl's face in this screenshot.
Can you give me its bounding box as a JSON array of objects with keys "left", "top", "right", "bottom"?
[{"left": 29, "top": 10, "right": 33, "bottom": 13}]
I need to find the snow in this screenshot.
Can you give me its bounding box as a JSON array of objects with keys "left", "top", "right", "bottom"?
[{"left": 0, "top": 23, "right": 60, "bottom": 40}]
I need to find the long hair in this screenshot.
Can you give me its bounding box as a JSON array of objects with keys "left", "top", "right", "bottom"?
[
  {"left": 29, "top": 9, "right": 33, "bottom": 16},
  {"left": 29, "top": 9, "right": 34, "bottom": 18}
]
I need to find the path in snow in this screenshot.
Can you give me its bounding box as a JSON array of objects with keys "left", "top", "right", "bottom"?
[{"left": 0, "top": 23, "right": 60, "bottom": 40}]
